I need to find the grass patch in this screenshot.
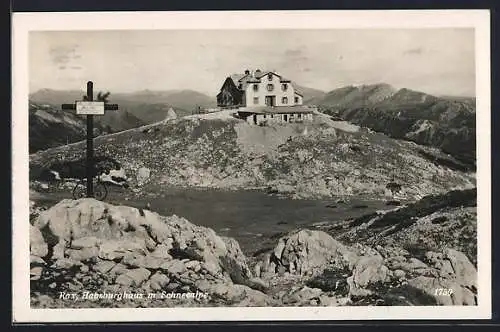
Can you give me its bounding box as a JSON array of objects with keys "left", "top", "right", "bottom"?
[
  {"left": 368, "top": 188, "right": 476, "bottom": 229},
  {"left": 431, "top": 216, "right": 448, "bottom": 224},
  {"left": 305, "top": 267, "right": 350, "bottom": 296},
  {"left": 349, "top": 212, "right": 379, "bottom": 227},
  {"left": 416, "top": 149, "right": 472, "bottom": 172}
]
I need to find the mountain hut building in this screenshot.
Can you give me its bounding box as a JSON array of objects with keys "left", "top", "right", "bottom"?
[{"left": 216, "top": 69, "right": 315, "bottom": 125}]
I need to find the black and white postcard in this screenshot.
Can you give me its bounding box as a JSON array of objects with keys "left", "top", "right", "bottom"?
[{"left": 12, "top": 10, "right": 491, "bottom": 322}]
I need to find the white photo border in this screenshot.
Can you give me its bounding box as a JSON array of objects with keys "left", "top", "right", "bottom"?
[{"left": 12, "top": 9, "right": 491, "bottom": 322}]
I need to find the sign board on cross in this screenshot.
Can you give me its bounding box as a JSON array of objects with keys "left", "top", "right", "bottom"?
[
  {"left": 76, "top": 101, "right": 105, "bottom": 115},
  {"left": 61, "top": 81, "right": 119, "bottom": 198}
]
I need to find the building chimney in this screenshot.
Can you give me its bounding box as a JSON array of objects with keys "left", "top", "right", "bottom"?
[{"left": 244, "top": 69, "right": 250, "bottom": 75}]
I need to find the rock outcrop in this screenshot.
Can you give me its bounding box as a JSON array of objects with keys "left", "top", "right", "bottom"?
[
  {"left": 30, "top": 198, "right": 477, "bottom": 308},
  {"left": 257, "top": 230, "right": 355, "bottom": 277},
  {"left": 258, "top": 228, "right": 478, "bottom": 306},
  {"left": 30, "top": 198, "right": 273, "bottom": 308},
  {"left": 136, "top": 167, "right": 151, "bottom": 186},
  {"left": 30, "top": 112, "right": 475, "bottom": 201},
  {"left": 165, "top": 108, "right": 177, "bottom": 121}
]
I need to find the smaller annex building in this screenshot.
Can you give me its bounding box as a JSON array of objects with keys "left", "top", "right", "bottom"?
[{"left": 237, "top": 106, "right": 314, "bottom": 125}]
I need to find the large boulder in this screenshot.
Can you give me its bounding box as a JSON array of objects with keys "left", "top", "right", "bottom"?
[
  {"left": 382, "top": 247, "right": 478, "bottom": 306},
  {"left": 30, "top": 198, "right": 255, "bottom": 303},
  {"left": 165, "top": 108, "right": 177, "bottom": 121},
  {"left": 115, "top": 267, "right": 151, "bottom": 287},
  {"left": 352, "top": 255, "right": 389, "bottom": 288},
  {"left": 423, "top": 249, "right": 477, "bottom": 288},
  {"left": 282, "top": 286, "right": 324, "bottom": 305},
  {"left": 405, "top": 276, "right": 477, "bottom": 305},
  {"left": 30, "top": 224, "right": 48, "bottom": 257},
  {"left": 136, "top": 167, "right": 151, "bottom": 186},
  {"left": 442, "top": 249, "right": 477, "bottom": 289},
  {"left": 261, "top": 230, "right": 356, "bottom": 277},
  {"left": 33, "top": 198, "right": 251, "bottom": 271}
]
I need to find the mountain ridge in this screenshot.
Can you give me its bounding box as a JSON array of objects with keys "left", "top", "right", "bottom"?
[
  {"left": 29, "top": 102, "right": 145, "bottom": 153},
  {"left": 308, "top": 83, "right": 476, "bottom": 170}
]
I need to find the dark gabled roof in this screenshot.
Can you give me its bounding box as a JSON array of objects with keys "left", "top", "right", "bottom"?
[
  {"left": 229, "top": 73, "right": 260, "bottom": 90},
  {"left": 228, "top": 70, "right": 295, "bottom": 91},
  {"left": 230, "top": 74, "right": 246, "bottom": 84},
  {"left": 256, "top": 71, "right": 293, "bottom": 84},
  {"left": 255, "top": 71, "right": 281, "bottom": 79}
]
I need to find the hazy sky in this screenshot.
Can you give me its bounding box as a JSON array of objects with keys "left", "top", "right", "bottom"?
[{"left": 29, "top": 29, "right": 475, "bottom": 96}]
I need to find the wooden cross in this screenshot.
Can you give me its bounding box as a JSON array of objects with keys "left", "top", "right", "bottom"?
[{"left": 61, "top": 81, "right": 119, "bottom": 198}]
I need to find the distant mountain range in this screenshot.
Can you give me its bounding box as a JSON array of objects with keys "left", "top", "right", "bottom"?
[
  {"left": 29, "top": 89, "right": 215, "bottom": 123},
  {"left": 306, "top": 83, "right": 476, "bottom": 170},
  {"left": 293, "top": 84, "right": 327, "bottom": 103},
  {"left": 29, "top": 102, "right": 145, "bottom": 153}
]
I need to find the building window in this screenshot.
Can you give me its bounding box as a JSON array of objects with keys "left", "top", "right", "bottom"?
[
  {"left": 294, "top": 96, "right": 299, "bottom": 103},
  {"left": 253, "top": 84, "right": 258, "bottom": 92},
  {"left": 271, "top": 115, "right": 274, "bottom": 118},
  {"left": 282, "top": 83, "right": 288, "bottom": 91},
  {"left": 264, "top": 114, "right": 267, "bottom": 119},
  {"left": 267, "top": 84, "right": 274, "bottom": 91},
  {"left": 282, "top": 97, "right": 288, "bottom": 104},
  {"left": 298, "top": 113, "right": 302, "bottom": 119},
  {"left": 253, "top": 97, "right": 259, "bottom": 104},
  {"left": 268, "top": 73, "right": 273, "bottom": 81}
]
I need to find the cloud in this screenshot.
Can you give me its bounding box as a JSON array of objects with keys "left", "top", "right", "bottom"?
[
  {"left": 284, "top": 49, "right": 302, "bottom": 57},
  {"left": 403, "top": 47, "right": 423, "bottom": 55},
  {"left": 49, "top": 45, "right": 81, "bottom": 65},
  {"left": 280, "top": 48, "right": 311, "bottom": 72}
]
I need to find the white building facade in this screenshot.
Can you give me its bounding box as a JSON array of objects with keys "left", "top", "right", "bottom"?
[
  {"left": 240, "top": 70, "right": 303, "bottom": 108},
  {"left": 217, "top": 69, "right": 313, "bottom": 125}
]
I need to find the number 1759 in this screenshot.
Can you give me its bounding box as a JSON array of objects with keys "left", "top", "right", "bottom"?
[{"left": 434, "top": 288, "right": 454, "bottom": 296}]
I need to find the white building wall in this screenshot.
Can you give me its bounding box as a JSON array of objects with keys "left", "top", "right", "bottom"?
[{"left": 244, "top": 73, "right": 297, "bottom": 107}]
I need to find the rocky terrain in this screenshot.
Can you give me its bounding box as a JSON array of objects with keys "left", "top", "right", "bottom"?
[
  {"left": 29, "top": 110, "right": 475, "bottom": 201},
  {"left": 308, "top": 84, "right": 476, "bottom": 170},
  {"left": 29, "top": 83, "right": 474, "bottom": 167},
  {"left": 30, "top": 187, "right": 477, "bottom": 308},
  {"left": 28, "top": 86, "right": 478, "bottom": 308}
]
